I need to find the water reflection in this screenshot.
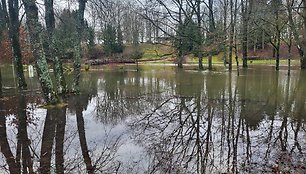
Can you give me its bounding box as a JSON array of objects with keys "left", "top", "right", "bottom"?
[
  {"left": 129, "top": 68, "right": 306, "bottom": 173},
  {"left": 0, "top": 66, "right": 306, "bottom": 173}
]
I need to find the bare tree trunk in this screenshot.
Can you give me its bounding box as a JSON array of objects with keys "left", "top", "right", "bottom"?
[
  {"left": 208, "top": 0, "right": 215, "bottom": 71},
  {"left": 0, "top": 1, "right": 5, "bottom": 94},
  {"left": 177, "top": 0, "right": 184, "bottom": 69},
  {"left": 228, "top": 0, "right": 234, "bottom": 70},
  {"left": 287, "top": 0, "right": 306, "bottom": 69},
  {"left": 146, "top": 21, "right": 152, "bottom": 43},
  {"left": 241, "top": 0, "right": 248, "bottom": 68},
  {"left": 8, "top": 0, "right": 27, "bottom": 90},
  {"left": 287, "top": 34, "right": 292, "bottom": 75},
  {"left": 22, "top": 0, "right": 58, "bottom": 104},
  {"left": 302, "top": 0, "right": 306, "bottom": 69},
  {"left": 196, "top": 0, "right": 203, "bottom": 70},
  {"left": 234, "top": 0, "right": 239, "bottom": 74},
  {"left": 242, "top": 0, "right": 253, "bottom": 68},
  {"left": 223, "top": 0, "right": 228, "bottom": 67},
  {"left": 208, "top": 0, "right": 215, "bottom": 32},
  {"left": 274, "top": 0, "right": 281, "bottom": 71},
  {"left": 208, "top": 54, "right": 213, "bottom": 70},
  {"left": 275, "top": 40, "right": 280, "bottom": 71},
  {"left": 177, "top": 48, "right": 184, "bottom": 68}
]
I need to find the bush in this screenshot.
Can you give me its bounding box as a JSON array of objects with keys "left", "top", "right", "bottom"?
[
  {"left": 130, "top": 49, "right": 144, "bottom": 60},
  {"left": 88, "top": 45, "right": 105, "bottom": 59},
  {"left": 122, "top": 45, "right": 144, "bottom": 60}
]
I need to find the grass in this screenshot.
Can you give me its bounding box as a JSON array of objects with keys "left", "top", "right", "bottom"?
[
  {"left": 139, "top": 43, "right": 175, "bottom": 61},
  {"left": 137, "top": 43, "right": 301, "bottom": 66},
  {"left": 138, "top": 44, "right": 301, "bottom": 67}
]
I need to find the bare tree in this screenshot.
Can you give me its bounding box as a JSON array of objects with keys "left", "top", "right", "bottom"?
[
  {"left": 241, "top": 0, "right": 253, "bottom": 68},
  {"left": 0, "top": 0, "right": 4, "bottom": 94},
  {"left": 286, "top": 0, "right": 306, "bottom": 69},
  {"left": 7, "top": 0, "right": 27, "bottom": 89}
]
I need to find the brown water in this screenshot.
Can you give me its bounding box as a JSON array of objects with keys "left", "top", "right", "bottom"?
[{"left": 0, "top": 65, "right": 305, "bottom": 173}]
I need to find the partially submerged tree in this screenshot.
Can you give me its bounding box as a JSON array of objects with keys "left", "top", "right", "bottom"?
[
  {"left": 206, "top": 0, "right": 216, "bottom": 70},
  {"left": 44, "top": 0, "right": 67, "bottom": 94},
  {"left": 72, "top": 0, "right": 87, "bottom": 93},
  {"left": 241, "top": 0, "right": 253, "bottom": 68},
  {"left": 22, "top": 0, "right": 58, "bottom": 103}
]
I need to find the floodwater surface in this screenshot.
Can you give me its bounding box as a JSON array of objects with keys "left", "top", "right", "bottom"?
[{"left": 0, "top": 65, "right": 306, "bottom": 173}]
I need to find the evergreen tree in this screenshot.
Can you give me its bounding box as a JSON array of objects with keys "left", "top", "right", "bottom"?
[
  {"left": 116, "top": 25, "right": 124, "bottom": 53},
  {"left": 54, "top": 9, "right": 78, "bottom": 59},
  {"left": 174, "top": 18, "right": 198, "bottom": 56},
  {"left": 103, "top": 24, "right": 123, "bottom": 55}
]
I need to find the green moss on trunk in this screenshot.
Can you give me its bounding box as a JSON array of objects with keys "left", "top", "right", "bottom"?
[
  {"left": 22, "top": 0, "right": 58, "bottom": 104},
  {"left": 72, "top": 0, "right": 86, "bottom": 93}
]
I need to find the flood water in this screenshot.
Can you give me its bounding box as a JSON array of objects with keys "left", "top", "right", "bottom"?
[{"left": 0, "top": 65, "right": 306, "bottom": 173}]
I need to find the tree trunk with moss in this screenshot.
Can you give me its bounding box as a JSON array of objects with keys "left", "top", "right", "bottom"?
[
  {"left": 72, "top": 0, "right": 87, "bottom": 92},
  {"left": 22, "top": 0, "right": 57, "bottom": 104},
  {"left": 44, "top": 0, "right": 66, "bottom": 94},
  {"left": 8, "top": 0, "right": 27, "bottom": 90}
]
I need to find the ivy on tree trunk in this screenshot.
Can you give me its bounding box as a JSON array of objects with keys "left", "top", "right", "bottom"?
[
  {"left": 44, "top": 0, "right": 67, "bottom": 94},
  {"left": 22, "top": 0, "right": 58, "bottom": 104},
  {"left": 72, "top": 0, "right": 87, "bottom": 93}
]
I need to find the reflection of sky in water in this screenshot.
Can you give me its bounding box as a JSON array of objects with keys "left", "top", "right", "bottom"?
[
  {"left": 2, "top": 97, "right": 148, "bottom": 173},
  {"left": 1, "top": 67, "right": 306, "bottom": 173},
  {"left": 67, "top": 97, "right": 149, "bottom": 173}
]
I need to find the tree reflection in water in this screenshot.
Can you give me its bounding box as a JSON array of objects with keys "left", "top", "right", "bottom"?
[
  {"left": 0, "top": 93, "right": 121, "bottom": 173},
  {"left": 130, "top": 70, "right": 306, "bottom": 174},
  {"left": 1, "top": 67, "right": 306, "bottom": 173}
]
